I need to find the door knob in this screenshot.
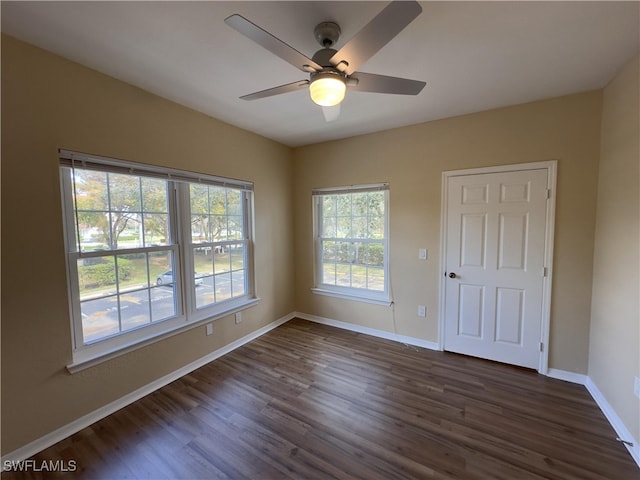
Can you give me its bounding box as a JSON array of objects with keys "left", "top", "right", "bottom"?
[{"left": 448, "top": 272, "right": 457, "bottom": 278}]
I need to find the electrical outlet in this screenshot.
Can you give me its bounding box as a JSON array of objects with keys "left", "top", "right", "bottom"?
[
  {"left": 634, "top": 377, "right": 640, "bottom": 399},
  {"left": 235, "top": 312, "right": 243, "bottom": 324},
  {"left": 205, "top": 323, "right": 213, "bottom": 336},
  {"left": 417, "top": 305, "right": 426, "bottom": 317}
]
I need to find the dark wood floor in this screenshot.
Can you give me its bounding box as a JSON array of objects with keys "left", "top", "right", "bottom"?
[{"left": 4, "top": 318, "right": 638, "bottom": 479}]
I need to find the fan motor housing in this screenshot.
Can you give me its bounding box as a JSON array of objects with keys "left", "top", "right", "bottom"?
[{"left": 311, "top": 48, "right": 339, "bottom": 67}]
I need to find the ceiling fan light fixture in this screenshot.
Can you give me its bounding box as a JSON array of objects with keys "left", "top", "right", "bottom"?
[{"left": 309, "top": 72, "right": 346, "bottom": 107}]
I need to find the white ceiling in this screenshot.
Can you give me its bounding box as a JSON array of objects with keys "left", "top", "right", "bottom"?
[{"left": 2, "top": 1, "right": 639, "bottom": 147}]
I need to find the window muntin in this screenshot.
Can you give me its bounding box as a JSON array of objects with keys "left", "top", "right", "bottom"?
[
  {"left": 313, "top": 185, "right": 389, "bottom": 302},
  {"left": 60, "top": 151, "right": 255, "bottom": 362}
]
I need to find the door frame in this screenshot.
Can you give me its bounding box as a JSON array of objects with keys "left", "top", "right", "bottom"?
[{"left": 438, "top": 160, "right": 557, "bottom": 374}]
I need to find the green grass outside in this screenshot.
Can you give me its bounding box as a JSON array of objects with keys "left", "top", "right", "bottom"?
[
  {"left": 79, "top": 250, "right": 245, "bottom": 297},
  {"left": 323, "top": 263, "right": 384, "bottom": 291}
]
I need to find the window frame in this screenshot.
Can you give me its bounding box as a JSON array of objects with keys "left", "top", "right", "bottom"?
[
  {"left": 311, "top": 183, "right": 391, "bottom": 305},
  {"left": 59, "top": 150, "right": 258, "bottom": 371}
]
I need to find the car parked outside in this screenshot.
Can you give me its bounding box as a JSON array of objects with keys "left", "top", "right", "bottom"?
[{"left": 156, "top": 270, "right": 204, "bottom": 286}]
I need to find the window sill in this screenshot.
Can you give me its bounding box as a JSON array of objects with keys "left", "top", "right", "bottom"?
[
  {"left": 311, "top": 288, "right": 392, "bottom": 306},
  {"left": 66, "top": 297, "right": 260, "bottom": 374}
]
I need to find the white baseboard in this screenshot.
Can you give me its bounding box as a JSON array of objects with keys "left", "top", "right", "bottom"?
[
  {"left": 546, "top": 368, "right": 639, "bottom": 468},
  {"left": 2, "top": 312, "right": 296, "bottom": 467},
  {"left": 585, "top": 377, "right": 640, "bottom": 468},
  {"left": 546, "top": 368, "right": 588, "bottom": 385},
  {"left": 294, "top": 311, "right": 440, "bottom": 351}
]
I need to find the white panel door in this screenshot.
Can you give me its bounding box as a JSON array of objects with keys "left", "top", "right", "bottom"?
[{"left": 444, "top": 168, "right": 549, "bottom": 369}]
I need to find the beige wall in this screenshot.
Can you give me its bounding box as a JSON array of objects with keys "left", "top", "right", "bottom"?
[
  {"left": 293, "top": 91, "right": 603, "bottom": 375},
  {"left": 1, "top": 35, "right": 295, "bottom": 454},
  {"left": 589, "top": 54, "right": 640, "bottom": 442}
]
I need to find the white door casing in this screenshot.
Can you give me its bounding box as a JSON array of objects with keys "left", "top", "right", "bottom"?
[{"left": 439, "top": 162, "right": 556, "bottom": 372}]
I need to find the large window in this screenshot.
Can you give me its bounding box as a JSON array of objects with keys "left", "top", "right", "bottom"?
[
  {"left": 312, "top": 184, "right": 389, "bottom": 304},
  {"left": 59, "top": 150, "right": 256, "bottom": 368}
]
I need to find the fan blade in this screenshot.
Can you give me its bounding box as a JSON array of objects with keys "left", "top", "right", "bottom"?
[
  {"left": 349, "top": 72, "right": 425, "bottom": 95},
  {"left": 321, "top": 105, "right": 341, "bottom": 122},
  {"left": 225, "top": 14, "right": 322, "bottom": 73},
  {"left": 329, "top": 0, "right": 422, "bottom": 75},
  {"left": 240, "top": 80, "right": 309, "bottom": 101}
]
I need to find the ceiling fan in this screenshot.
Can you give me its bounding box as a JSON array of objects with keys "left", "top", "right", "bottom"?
[{"left": 224, "top": 1, "right": 426, "bottom": 121}]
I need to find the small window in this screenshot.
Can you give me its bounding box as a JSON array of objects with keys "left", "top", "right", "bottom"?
[
  {"left": 312, "top": 184, "right": 390, "bottom": 304},
  {"left": 59, "top": 150, "right": 256, "bottom": 367}
]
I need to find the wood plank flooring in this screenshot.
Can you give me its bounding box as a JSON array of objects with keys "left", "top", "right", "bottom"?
[{"left": 4, "top": 318, "right": 638, "bottom": 479}]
